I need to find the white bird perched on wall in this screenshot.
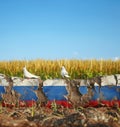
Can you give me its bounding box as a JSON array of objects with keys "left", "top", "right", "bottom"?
[
  {"left": 61, "top": 66, "right": 70, "bottom": 78},
  {"left": 23, "top": 66, "right": 40, "bottom": 79}
]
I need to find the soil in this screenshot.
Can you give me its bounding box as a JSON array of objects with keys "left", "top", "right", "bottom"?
[{"left": 0, "top": 104, "right": 120, "bottom": 127}]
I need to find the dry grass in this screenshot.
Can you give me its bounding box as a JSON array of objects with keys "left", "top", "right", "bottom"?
[{"left": 0, "top": 59, "right": 120, "bottom": 79}]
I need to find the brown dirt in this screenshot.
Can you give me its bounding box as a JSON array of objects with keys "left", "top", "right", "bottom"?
[{"left": 0, "top": 105, "right": 120, "bottom": 127}]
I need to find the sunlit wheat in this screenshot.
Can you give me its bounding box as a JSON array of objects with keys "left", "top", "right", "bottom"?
[{"left": 0, "top": 59, "right": 119, "bottom": 79}]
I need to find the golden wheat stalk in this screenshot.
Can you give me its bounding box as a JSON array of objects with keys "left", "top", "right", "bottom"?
[{"left": 0, "top": 59, "right": 119, "bottom": 79}]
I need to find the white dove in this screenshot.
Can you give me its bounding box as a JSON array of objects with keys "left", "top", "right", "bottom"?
[
  {"left": 23, "top": 66, "right": 40, "bottom": 79},
  {"left": 61, "top": 66, "right": 70, "bottom": 78}
]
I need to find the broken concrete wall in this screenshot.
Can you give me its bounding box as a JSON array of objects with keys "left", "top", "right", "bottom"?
[{"left": 0, "top": 73, "right": 120, "bottom": 107}]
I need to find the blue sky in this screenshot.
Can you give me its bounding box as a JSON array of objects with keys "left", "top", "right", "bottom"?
[{"left": 0, "top": 0, "right": 120, "bottom": 61}]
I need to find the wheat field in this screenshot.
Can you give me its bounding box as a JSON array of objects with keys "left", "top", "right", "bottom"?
[{"left": 0, "top": 59, "right": 120, "bottom": 79}]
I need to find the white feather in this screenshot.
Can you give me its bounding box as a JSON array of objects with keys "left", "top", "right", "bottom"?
[
  {"left": 23, "top": 66, "right": 40, "bottom": 79},
  {"left": 61, "top": 66, "right": 70, "bottom": 78}
]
